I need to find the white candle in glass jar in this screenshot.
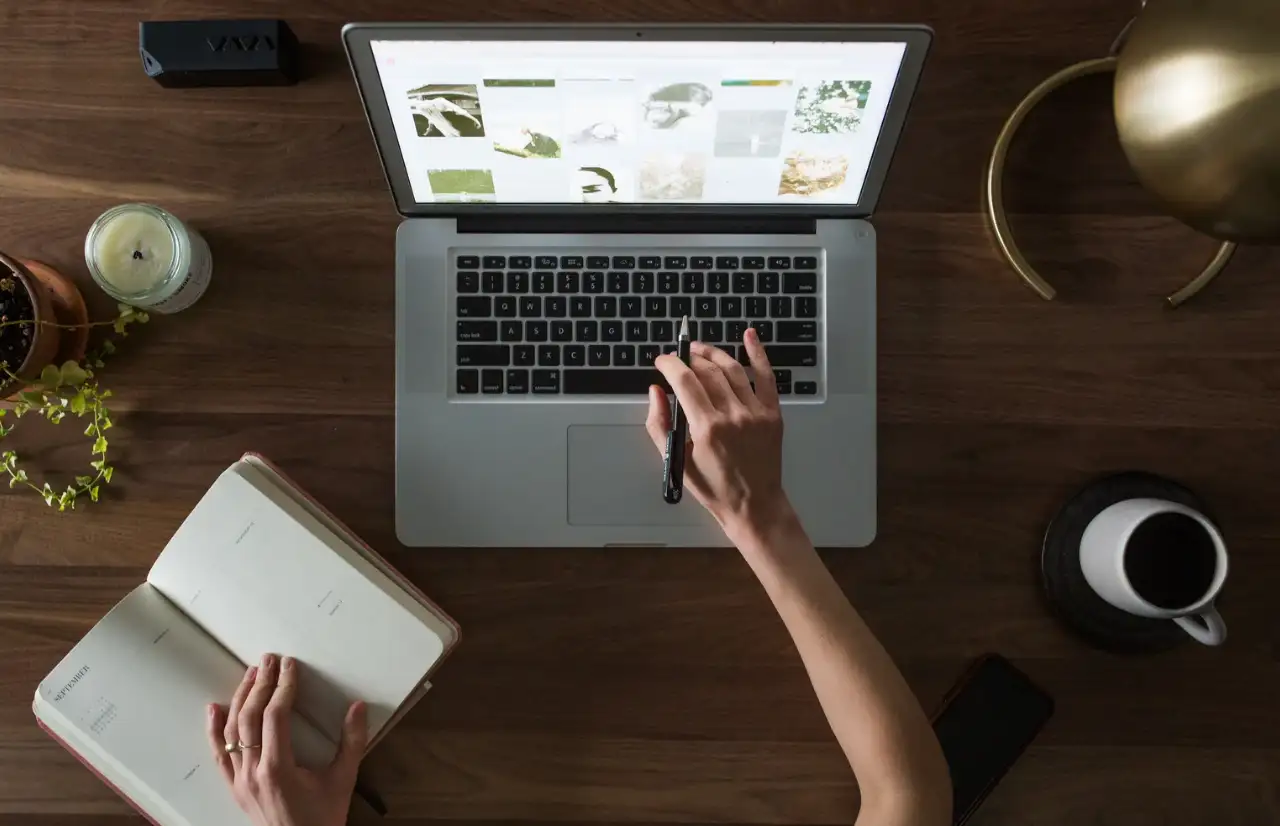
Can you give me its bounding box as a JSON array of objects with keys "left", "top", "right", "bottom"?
[{"left": 85, "top": 204, "right": 212, "bottom": 313}]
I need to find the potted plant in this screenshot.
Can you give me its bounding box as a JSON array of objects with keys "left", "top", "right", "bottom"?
[{"left": 0, "top": 251, "right": 148, "bottom": 510}]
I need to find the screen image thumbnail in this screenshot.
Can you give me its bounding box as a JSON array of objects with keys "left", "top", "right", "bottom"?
[
  {"left": 407, "top": 84, "right": 486, "bottom": 138},
  {"left": 427, "top": 169, "right": 496, "bottom": 201},
  {"left": 778, "top": 152, "right": 849, "bottom": 197},
  {"left": 791, "top": 80, "right": 872, "bottom": 134}
]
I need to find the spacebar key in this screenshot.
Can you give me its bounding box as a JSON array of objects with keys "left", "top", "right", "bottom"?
[{"left": 564, "top": 370, "right": 669, "bottom": 394}]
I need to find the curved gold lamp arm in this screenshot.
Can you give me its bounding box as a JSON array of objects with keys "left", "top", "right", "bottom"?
[{"left": 983, "top": 56, "right": 1237, "bottom": 307}]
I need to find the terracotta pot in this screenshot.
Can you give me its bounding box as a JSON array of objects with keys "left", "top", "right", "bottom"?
[{"left": 0, "top": 251, "right": 61, "bottom": 397}]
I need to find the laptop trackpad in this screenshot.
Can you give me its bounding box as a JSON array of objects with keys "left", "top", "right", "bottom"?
[{"left": 567, "top": 425, "right": 705, "bottom": 526}]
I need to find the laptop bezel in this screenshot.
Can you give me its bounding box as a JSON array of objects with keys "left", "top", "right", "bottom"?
[{"left": 342, "top": 22, "right": 932, "bottom": 219}]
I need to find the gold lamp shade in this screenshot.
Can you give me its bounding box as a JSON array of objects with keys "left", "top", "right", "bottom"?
[{"left": 1115, "top": 0, "right": 1280, "bottom": 242}]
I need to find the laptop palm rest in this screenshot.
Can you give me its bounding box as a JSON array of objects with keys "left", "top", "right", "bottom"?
[{"left": 567, "top": 425, "right": 705, "bottom": 527}]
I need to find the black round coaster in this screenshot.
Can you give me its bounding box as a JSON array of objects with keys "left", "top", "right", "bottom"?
[{"left": 1041, "top": 472, "right": 1204, "bottom": 653}]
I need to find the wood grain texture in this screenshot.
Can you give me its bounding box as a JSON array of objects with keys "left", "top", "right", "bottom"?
[{"left": 2, "top": 1, "right": 1280, "bottom": 825}]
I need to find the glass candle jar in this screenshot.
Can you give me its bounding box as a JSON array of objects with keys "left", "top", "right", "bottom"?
[{"left": 84, "top": 203, "right": 212, "bottom": 313}]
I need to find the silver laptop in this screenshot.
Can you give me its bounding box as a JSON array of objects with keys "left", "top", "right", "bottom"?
[{"left": 343, "top": 23, "right": 931, "bottom": 547}]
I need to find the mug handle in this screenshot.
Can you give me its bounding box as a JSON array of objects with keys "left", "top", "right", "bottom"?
[{"left": 1175, "top": 606, "right": 1228, "bottom": 646}]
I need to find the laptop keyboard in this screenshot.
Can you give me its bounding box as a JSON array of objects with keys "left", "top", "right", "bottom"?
[{"left": 452, "top": 250, "right": 822, "bottom": 398}]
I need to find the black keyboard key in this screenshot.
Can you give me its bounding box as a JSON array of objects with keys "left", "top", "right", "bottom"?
[
  {"left": 640, "top": 345, "right": 661, "bottom": 366},
  {"left": 536, "top": 255, "right": 557, "bottom": 269},
  {"left": 482, "top": 271, "right": 504, "bottom": 293},
  {"left": 778, "top": 321, "right": 817, "bottom": 342},
  {"left": 746, "top": 297, "right": 768, "bottom": 318},
  {"left": 587, "top": 255, "right": 610, "bottom": 269},
  {"left": 784, "top": 272, "right": 817, "bottom": 294},
  {"left": 457, "top": 296, "right": 491, "bottom": 318},
  {"left": 753, "top": 320, "right": 774, "bottom": 342},
  {"left": 457, "top": 320, "right": 497, "bottom": 341},
  {"left": 727, "top": 320, "right": 749, "bottom": 342},
  {"left": 759, "top": 272, "right": 780, "bottom": 294},
  {"left": 701, "top": 320, "right": 724, "bottom": 342},
  {"left": 732, "top": 272, "right": 755, "bottom": 294},
  {"left": 457, "top": 271, "right": 480, "bottom": 293},
  {"left": 796, "top": 297, "right": 818, "bottom": 318},
  {"left": 509, "top": 255, "right": 532, "bottom": 269},
  {"left": 558, "top": 272, "right": 580, "bottom": 293},
  {"left": 495, "top": 296, "right": 518, "bottom": 317},
  {"left": 584, "top": 271, "right": 605, "bottom": 293},
  {"left": 538, "top": 345, "right": 560, "bottom": 366},
  {"left": 626, "top": 320, "right": 648, "bottom": 342},
  {"left": 457, "top": 345, "right": 510, "bottom": 366},
  {"left": 560, "top": 255, "right": 584, "bottom": 268},
  {"left": 457, "top": 368, "right": 479, "bottom": 393},
  {"left": 506, "top": 369, "right": 529, "bottom": 394},
  {"left": 708, "top": 272, "right": 730, "bottom": 294},
  {"left": 769, "top": 256, "right": 792, "bottom": 269},
  {"left": 457, "top": 255, "right": 480, "bottom": 269},
  {"left": 601, "top": 320, "right": 624, "bottom": 342},
  {"left": 720, "top": 297, "right": 742, "bottom": 317},
  {"left": 551, "top": 320, "right": 573, "bottom": 342},
  {"left": 592, "top": 296, "right": 616, "bottom": 317},
  {"left": 506, "top": 271, "right": 529, "bottom": 293},
  {"left": 612, "top": 255, "right": 636, "bottom": 269},
  {"left": 683, "top": 271, "right": 705, "bottom": 293},
  {"left": 691, "top": 255, "right": 713, "bottom": 269},
  {"left": 715, "top": 256, "right": 740, "bottom": 269},
  {"left": 608, "top": 271, "right": 630, "bottom": 293},
  {"left": 513, "top": 345, "right": 535, "bottom": 366},
  {"left": 621, "top": 296, "right": 642, "bottom": 317},
  {"left": 742, "top": 256, "right": 765, "bottom": 269},
  {"left": 533, "top": 271, "right": 555, "bottom": 293},
  {"left": 614, "top": 345, "right": 637, "bottom": 366},
  {"left": 645, "top": 296, "right": 667, "bottom": 318},
  {"left": 632, "top": 271, "right": 655, "bottom": 293},
  {"left": 658, "top": 272, "right": 680, "bottom": 294},
  {"left": 481, "top": 369, "right": 504, "bottom": 394},
  {"left": 795, "top": 256, "right": 818, "bottom": 270},
  {"left": 519, "top": 296, "right": 541, "bottom": 317},
  {"left": 639, "top": 255, "right": 661, "bottom": 269},
  {"left": 777, "top": 384, "right": 792, "bottom": 395},
  {"left": 565, "top": 369, "right": 670, "bottom": 395},
  {"left": 771, "top": 296, "right": 793, "bottom": 317},
  {"left": 670, "top": 297, "right": 692, "bottom": 319},
  {"left": 564, "top": 345, "right": 586, "bottom": 367},
  {"left": 773, "top": 369, "right": 793, "bottom": 393},
  {"left": 588, "top": 344, "right": 611, "bottom": 366},
  {"left": 576, "top": 320, "right": 598, "bottom": 341},
  {"left": 664, "top": 256, "right": 688, "bottom": 269},
  {"left": 526, "top": 321, "right": 549, "bottom": 342},
  {"left": 570, "top": 297, "right": 592, "bottom": 317},
  {"left": 695, "top": 296, "right": 717, "bottom": 318},
  {"left": 545, "top": 296, "right": 567, "bottom": 317},
  {"left": 651, "top": 320, "right": 674, "bottom": 342},
  {"left": 500, "top": 320, "right": 522, "bottom": 342},
  {"left": 532, "top": 369, "right": 561, "bottom": 394},
  {"left": 483, "top": 255, "right": 506, "bottom": 268},
  {"left": 796, "top": 381, "right": 818, "bottom": 395},
  {"left": 763, "top": 345, "right": 817, "bottom": 367}
]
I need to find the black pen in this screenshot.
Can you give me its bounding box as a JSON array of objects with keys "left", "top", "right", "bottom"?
[{"left": 662, "top": 315, "right": 692, "bottom": 504}]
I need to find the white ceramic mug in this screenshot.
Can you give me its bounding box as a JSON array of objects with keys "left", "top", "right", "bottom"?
[{"left": 1079, "top": 498, "right": 1228, "bottom": 645}]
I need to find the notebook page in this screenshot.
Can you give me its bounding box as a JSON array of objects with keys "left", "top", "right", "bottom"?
[
  {"left": 146, "top": 467, "right": 446, "bottom": 743},
  {"left": 34, "top": 584, "right": 335, "bottom": 826}
]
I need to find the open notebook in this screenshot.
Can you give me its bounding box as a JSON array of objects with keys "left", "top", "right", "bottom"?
[{"left": 33, "top": 454, "right": 460, "bottom": 826}]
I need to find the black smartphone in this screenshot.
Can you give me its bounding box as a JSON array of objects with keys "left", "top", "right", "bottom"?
[{"left": 931, "top": 654, "right": 1055, "bottom": 826}]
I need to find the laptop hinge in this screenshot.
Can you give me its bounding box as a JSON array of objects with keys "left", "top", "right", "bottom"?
[{"left": 456, "top": 214, "right": 819, "bottom": 235}]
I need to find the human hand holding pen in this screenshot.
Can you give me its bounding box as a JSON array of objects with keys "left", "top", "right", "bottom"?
[{"left": 646, "top": 328, "right": 792, "bottom": 543}]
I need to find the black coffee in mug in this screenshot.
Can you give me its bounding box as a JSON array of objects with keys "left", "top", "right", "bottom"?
[{"left": 1124, "top": 512, "right": 1218, "bottom": 610}]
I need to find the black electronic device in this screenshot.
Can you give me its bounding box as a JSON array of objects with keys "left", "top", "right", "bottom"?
[
  {"left": 139, "top": 20, "right": 298, "bottom": 87},
  {"left": 932, "top": 654, "right": 1055, "bottom": 826}
]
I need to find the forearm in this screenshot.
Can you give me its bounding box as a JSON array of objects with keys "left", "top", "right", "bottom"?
[{"left": 730, "top": 506, "right": 951, "bottom": 826}]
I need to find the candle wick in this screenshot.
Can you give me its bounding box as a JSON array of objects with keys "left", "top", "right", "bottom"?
[{"left": 132, "top": 249, "right": 144, "bottom": 261}]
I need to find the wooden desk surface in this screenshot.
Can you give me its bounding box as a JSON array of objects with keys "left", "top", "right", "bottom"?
[{"left": 3, "top": 2, "right": 1279, "bottom": 824}]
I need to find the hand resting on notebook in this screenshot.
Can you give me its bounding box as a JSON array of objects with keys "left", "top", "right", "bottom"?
[{"left": 207, "top": 653, "right": 368, "bottom": 826}]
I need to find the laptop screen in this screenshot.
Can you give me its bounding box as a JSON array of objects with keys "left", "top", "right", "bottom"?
[{"left": 368, "top": 39, "right": 908, "bottom": 207}]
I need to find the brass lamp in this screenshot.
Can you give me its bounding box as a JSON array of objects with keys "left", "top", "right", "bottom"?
[{"left": 986, "top": 0, "right": 1280, "bottom": 306}]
